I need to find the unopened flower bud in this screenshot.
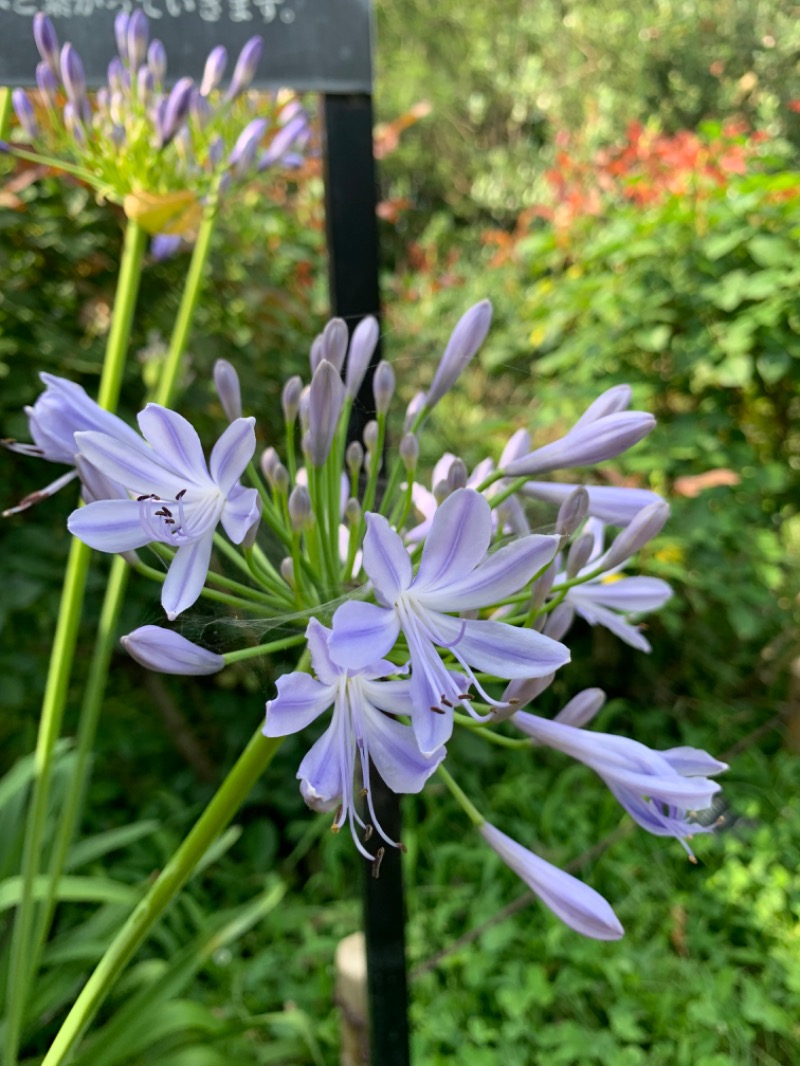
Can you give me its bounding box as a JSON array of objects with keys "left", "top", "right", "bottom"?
[
  {"left": 108, "top": 57, "right": 125, "bottom": 94},
  {"left": 322, "top": 318, "right": 348, "bottom": 373},
  {"left": 425, "top": 299, "right": 493, "bottom": 411},
  {"left": 573, "top": 385, "right": 632, "bottom": 429},
  {"left": 600, "top": 500, "right": 670, "bottom": 571},
  {"left": 503, "top": 412, "right": 656, "bottom": 479},
  {"left": 447, "top": 457, "right": 468, "bottom": 493},
  {"left": 554, "top": 688, "right": 606, "bottom": 729},
  {"left": 556, "top": 486, "right": 589, "bottom": 539},
  {"left": 227, "top": 36, "right": 263, "bottom": 99},
  {"left": 260, "top": 446, "right": 280, "bottom": 484},
  {"left": 228, "top": 117, "right": 267, "bottom": 177},
  {"left": 137, "top": 65, "right": 154, "bottom": 102},
  {"left": 259, "top": 113, "right": 309, "bottom": 170},
  {"left": 122, "top": 626, "right": 224, "bottom": 676},
  {"left": 372, "top": 360, "right": 395, "bottom": 415},
  {"left": 36, "top": 63, "right": 58, "bottom": 108},
  {"left": 147, "top": 39, "right": 167, "bottom": 84},
  {"left": 345, "top": 315, "right": 379, "bottom": 399},
  {"left": 288, "top": 485, "right": 312, "bottom": 531},
  {"left": 282, "top": 375, "right": 303, "bottom": 424},
  {"left": 346, "top": 440, "right": 364, "bottom": 481},
  {"left": 242, "top": 512, "right": 261, "bottom": 549},
  {"left": 567, "top": 533, "right": 595, "bottom": 579},
  {"left": 33, "top": 13, "right": 60, "bottom": 77},
  {"left": 345, "top": 497, "right": 361, "bottom": 526},
  {"left": 308, "top": 360, "right": 345, "bottom": 467},
  {"left": 280, "top": 556, "right": 296, "bottom": 588},
  {"left": 529, "top": 562, "right": 556, "bottom": 612},
  {"left": 214, "top": 359, "right": 242, "bottom": 421},
  {"left": 12, "top": 90, "right": 38, "bottom": 139},
  {"left": 272, "top": 461, "right": 289, "bottom": 495},
  {"left": 403, "top": 391, "right": 426, "bottom": 433},
  {"left": 114, "top": 11, "right": 130, "bottom": 61},
  {"left": 433, "top": 479, "right": 451, "bottom": 506},
  {"left": 363, "top": 419, "right": 379, "bottom": 454},
  {"left": 309, "top": 335, "right": 325, "bottom": 374},
  {"left": 301, "top": 429, "right": 312, "bottom": 460},
  {"left": 200, "top": 45, "right": 227, "bottom": 95},
  {"left": 159, "top": 77, "right": 194, "bottom": 147},
  {"left": 60, "top": 44, "right": 87, "bottom": 109},
  {"left": 543, "top": 603, "right": 574, "bottom": 641},
  {"left": 63, "top": 102, "right": 86, "bottom": 146},
  {"left": 496, "top": 672, "right": 555, "bottom": 720},
  {"left": 191, "top": 91, "right": 213, "bottom": 129},
  {"left": 298, "top": 386, "right": 311, "bottom": 432},
  {"left": 399, "top": 432, "right": 419, "bottom": 472},
  {"left": 127, "top": 10, "right": 149, "bottom": 70}
]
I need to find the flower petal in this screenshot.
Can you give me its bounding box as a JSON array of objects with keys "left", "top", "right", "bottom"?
[
  {"left": 264, "top": 671, "right": 335, "bottom": 736},
  {"left": 359, "top": 691, "right": 445, "bottom": 794},
  {"left": 362, "top": 513, "right": 413, "bottom": 604},
  {"left": 67, "top": 499, "right": 152, "bottom": 552},
  {"left": 522, "top": 482, "right": 664, "bottom": 526},
  {"left": 75, "top": 429, "right": 188, "bottom": 498},
  {"left": 137, "top": 404, "right": 210, "bottom": 483},
  {"left": 296, "top": 724, "right": 343, "bottom": 812},
  {"left": 569, "top": 599, "right": 652, "bottom": 652},
  {"left": 209, "top": 416, "right": 257, "bottom": 494},
  {"left": 416, "top": 533, "right": 560, "bottom": 612},
  {"left": 220, "top": 484, "right": 261, "bottom": 543},
  {"left": 432, "top": 612, "right": 570, "bottom": 679},
  {"left": 480, "top": 823, "right": 624, "bottom": 940},
  {"left": 122, "top": 626, "right": 224, "bottom": 675},
  {"left": 162, "top": 534, "right": 214, "bottom": 619},
  {"left": 414, "top": 488, "right": 492, "bottom": 594},
  {"left": 328, "top": 601, "right": 400, "bottom": 669},
  {"left": 570, "top": 577, "right": 672, "bottom": 614}
]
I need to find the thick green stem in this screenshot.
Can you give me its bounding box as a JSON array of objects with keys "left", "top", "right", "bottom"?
[
  {"left": 41, "top": 731, "right": 285, "bottom": 1066},
  {"left": 4, "top": 221, "right": 147, "bottom": 1066},
  {"left": 0, "top": 88, "right": 12, "bottom": 141}
]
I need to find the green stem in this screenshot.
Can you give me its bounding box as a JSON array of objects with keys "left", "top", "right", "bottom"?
[
  {"left": 437, "top": 764, "right": 484, "bottom": 828},
  {"left": 0, "top": 88, "right": 12, "bottom": 141},
  {"left": 4, "top": 220, "right": 146, "bottom": 1066},
  {"left": 222, "top": 632, "right": 306, "bottom": 664},
  {"left": 41, "top": 731, "right": 286, "bottom": 1066}
]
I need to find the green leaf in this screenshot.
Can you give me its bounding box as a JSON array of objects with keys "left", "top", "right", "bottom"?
[
  {"left": 0, "top": 875, "right": 139, "bottom": 913},
  {"left": 67, "top": 821, "right": 160, "bottom": 871}
]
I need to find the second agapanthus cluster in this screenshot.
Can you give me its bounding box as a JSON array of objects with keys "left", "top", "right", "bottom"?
[
  {"left": 3, "top": 299, "right": 726, "bottom": 940},
  {"left": 8, "top": 10, "right": 310, "bottom": 245}
]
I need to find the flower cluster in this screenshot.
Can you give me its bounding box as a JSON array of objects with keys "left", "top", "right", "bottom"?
[
  {"left": 7, "top": 11, "right": 310, "bottom": 245},
  {"left": 4, "top": 301, "right": 725, "bottom": 941}
]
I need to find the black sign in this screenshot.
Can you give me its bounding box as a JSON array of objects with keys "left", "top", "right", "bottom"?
[{"left": 0, "top": 0, "right": 372, "bottom": 92}]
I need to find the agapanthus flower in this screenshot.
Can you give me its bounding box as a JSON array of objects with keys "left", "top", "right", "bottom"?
[
  {"left": 67, "top": 404, "right": 260, "bottom": 619},
  {"left": 480, "top": 822, "right": 624, "bottom": 940},
  {"left": 2, "top": 372, "right": 146, "bottom": 515},
  {"left": 329, "top": 488, "right": 570, "bottom": 754},
  {"left": 557, "top": 518, "right": 673, "bottom": 651},
  {"left": 7, "top": 12, "right": 310, "bottom": 239},
  {"left": 264, "top": 619, "right": 446, "bottom": 859},
  {"left": 513, "top": 710, "right": 727, "bottom": 854}
]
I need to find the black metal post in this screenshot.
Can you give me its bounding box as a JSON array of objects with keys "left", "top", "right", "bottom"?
[{"left": 322, "top": 91, "right": 411, "bottom": 1066}]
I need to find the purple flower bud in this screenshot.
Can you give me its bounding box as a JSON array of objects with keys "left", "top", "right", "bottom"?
[
  {"left": 573, "top": 385, "right": 632, "bottom": 430},
  {"left": 107, "top": 57, "right": 126, "bottom": 94},
  {"left": 566, "top": 532, "right": 595, "bottom": 579},
  {"left": 554, "top": 689, "right": 606, "bottom": 729},
  {"left": 60, "top": 44, "right": 87, "bottom": 109},
  {"left": 322, "top": 318, "right": 348, "bottom": 373},
  {"left": 529, "top": 562, "right": 557, "bottom": 612},
  {"left": 242, "top": 511, "right": 261, "bottom": 549},
  {"left": 599, "top": 500, "right": 671, "bottom": 571},
  {"left": 281, "top": 376, "right": 302, "bottom": 425},
  {"left": 556, "top": 487, "right": 589, "bottom": 538},
  {"left": 403, "top": 390, "right": 426, "bottom": 433},
  {"left": 214, "top": 360, "right": 243, "bottom": 421},
  {"left": 298, "top": 386, "right": 311, "bottom": 432},
  {"left": 63, "top": 102, "right": 86, "bottom": 147},
  {"left": 121, "top": 625, "right": 224, "bottom": 676},
  {"left": 33, "top": 13, "right": 60, "bottom": 77},
  {"left": 345, "top": 315, "right": 379, "bottom": 399},
  {"left": 425, "top": 299, "right": 493, "bottom": 410},
  {"left": 479, "top": 822, "right": 624, "bottom": 940},
  {"left": 227, "top": 36, "right": 263, "bottom": 99},
  {"left": 345, "top": 497, "right": 361, "bottom": 525},
  {"left": 280, "top": 557, "right": 295, "bottom": 588},
  {"left": 543, "top": 602, "right": 574, "bottom": 641},
  {"left": 158, "top": 77, "right": 194, "bottom": 147},
  {"left": 288, "top": 485, "right": 312, "bottom": 532},
  {"left": 147, "top": 40, "right": 167, "bottom": 84},
  {"left": 499, "top": 673, "right": 555, "bottom": 717},
  {"left": 12, "top": 90, "right": 38, "bottom": 140},
  {"left": 502, "top": 412, "right": 657, "bottom": 479},
  {"left": 260, "top": 446, "right": 280, "bottom": 484},
  {"left": 363, "top": 419, "right": 379, "bottom": 454},
  {"left": 114, "top": 12, "right": 130, "bottom": 61},
  {"left": 150, "top": 234, "right": 183, "bottom": 261},
  {"left": 272, "top": 461, "right": 289, "bottom": 495},
  {"left": 200, "top": 45, "right": 228, "bottom": 96},
  {"left": 137, "top": 65, "right": 154, "bottom": 102},
  {"left": 127, "top": 10, "right": 149, "bottom": 71},
  {"left": 191, "top": 91, "right": 213, "bottom": 129},
  {"left": 36, "top": 63, "right": 59, "bottom": 108},
  {"left": 228, "top": 117, "right": 267, "bottom": 177},
  {"left": 399, "top": 432, "right": 419, "bottom": 471},
  {"left": 447, "top": 457, "right": 468, "bottom": 492},
  {"left": 308, "top": 360, "right": 345, "bottom": 467},
  {"left": 346, "top": 440, "right": 364, "bottom": 480},
  {"left": 372, "top": 360, "right": 395, "bottom": 415},
  {"left": 258, "top": 113, "right": 310, "bottom": 170}
]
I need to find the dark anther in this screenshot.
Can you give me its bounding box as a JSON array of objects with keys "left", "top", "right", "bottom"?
[
  {"left": 508, "top": 697, "right": 520, "bottom": 705},
  {"left": 458, "top": 693, "right": 475, "bottom": 701},
  {"left": 176, "top": 488, "right": 187, "bottom": 500},
  {"left": 364, "top": 824, "right": 374, "bottom": 842},
  {"left": 136, "top": 494, "right": 152, "bottom": 501},
  {"left": 398, "top": 841, "right": 408, "bottom": 854},
  {"left": 371, "top": 847, "right": 385, "bottom": 879},
  {"left": 164, "top": 518, "right": 175, "bottom": 525},
  {"left": 430, "top": 705, "right": 446, "bottom": 715},
  {"left": 359, "top": 787, "right": 368, "bottom": 798},
  {"left": 440, "top": 696, "right": 453, "bottom": 707},
  {"left": 161, "top": 506, "right": 173, "bottom": 517}
]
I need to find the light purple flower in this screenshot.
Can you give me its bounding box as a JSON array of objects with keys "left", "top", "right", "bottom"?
[
  {"left": 345, "top": 315, "right": 380, "bottom": 399},
  {"left": 122, "top": 625, "right": 225, "bottom": 675},
  {"left": 521, "top": 480, "right": 664, "bottom": 526},
  {"left": 33, "top": 13, "right": 60, "bottom": 77},
  {"left": 258, "top": 113, "right": 310, "bottom": 171},
  {"left": 512, "top": 711, "right": 727, "bottom": 853},
  {"left": 214, "top": 359, "right": 243, "bottom": 422},
  {"left": 480, "top": 823, "right": 624, "bottom": 940},
  {"left": 3, "top": 373, "right": 145, "bottom": 516},
  {"left": 328, "top": 488, "right": 569, "bottom": 754},
  {"left": 502, "top": 412, "right": 655, "bottom": 478},
  {"left": 12, "top": 90, "right": 38, "bottom": 140},
  {"left": 227, "top": 36, "right": 263, "bottom": 100},
  {"left": 264, "top": 618, "right": 445, "bottom": 859},
  {"left": 308, "top": 359, "right": 345, "bottom": 467},
  {"left": 158, "top": 77, "right": 194, "bottom": 148},
  {"left": 67, "top": 404, "right": 260, "bottom": 619},
  {"left": 424, "top": 300, "right": 493, "bottom": 411}
]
